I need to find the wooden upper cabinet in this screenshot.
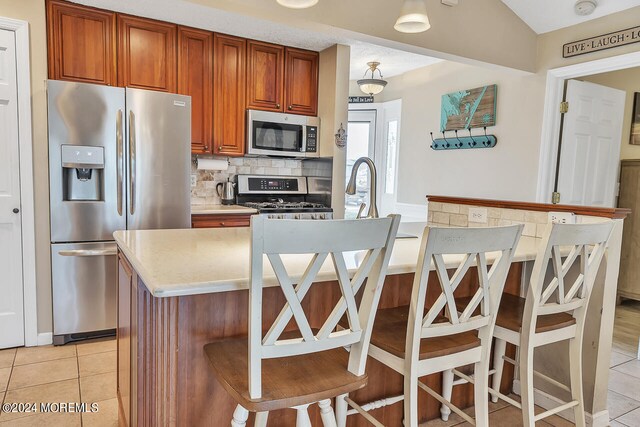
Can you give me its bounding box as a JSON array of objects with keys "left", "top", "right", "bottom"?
[
  {"left": 247, "top": 41, "right": 284, "bottom": 112},
  {"left": 46, "top": 0, "right": 116, "bottom": 85},
  {"left": 213, "top": 34, "right": 246, "bottom": 157},
  {"left": 178, "top": 27, "right": 213, "bottom": 155},
  {"left": 284, "top": 48, "right": 319, "bottom": 116},
  {"left": 117, "top": 15, "right": 177, "bottom": 92}
]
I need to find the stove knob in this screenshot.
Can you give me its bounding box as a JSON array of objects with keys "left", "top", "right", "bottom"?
[
  {"left": 294, "top": 214, "right": 300, "bottom": 220},
  {"left": 319, "top": 214, "right": 326, "bottom": 220},
  {"left": 312, "top": 214, "right": 319, "bottom": 220},
  {"left": 277, "top": 214, "right": 284, "bottom": 219}
]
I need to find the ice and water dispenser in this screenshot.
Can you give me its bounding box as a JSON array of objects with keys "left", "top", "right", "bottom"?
[{"left": 61, "top": 145, "right": 105, "bottom": 201}]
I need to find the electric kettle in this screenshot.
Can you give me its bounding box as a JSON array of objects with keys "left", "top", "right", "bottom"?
[{"left": 216, "top": 178, "right": 236, "bottom": 205}]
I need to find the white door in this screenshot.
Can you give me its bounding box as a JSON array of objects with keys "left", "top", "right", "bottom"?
[
  {"left": 0, "top": 29, "right": 24, "bottom": 348},
  {"left": 556, "top": 79, "right": 626, "bottom": 207},
  {"left": 346, "top": 110, "right": 376, "bottom": 219}
]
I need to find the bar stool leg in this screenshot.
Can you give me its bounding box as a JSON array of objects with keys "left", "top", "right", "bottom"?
[
  {"left": 440, "top": 369, "right": 454, "bottom": 421},
  {"left": 231, "top": 405, "right": 249, "bottom": 427},
  {"left": 335, "top": 393, "right": 348, "bottom": 427},
  {"left": 295, "top": 404, "right": 312, "bottom": 427},
  {"left": 491, "top": 338, "right": 507, "bottom": 403},
  {"left": 474, "top": 359, "right": 490, "bottom": 427},
  {"left": 255, "top": 411, "right": 269, "bottom": 427},
  {"left": 404, "top": 369, "right": 419, "bottom": 427},
  {"left": 569, "top": 337, "right": 586, "bottom": 427},
  {"left": 518, "top": 343, "right": 536, "bottom": 427},
  {"left": 319, "top": 399, "right": 338, "bottom": 427}
]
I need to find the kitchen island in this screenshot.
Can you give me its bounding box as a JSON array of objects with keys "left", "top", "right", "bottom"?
[{"left": 114, "top": 200, "right": 625, "bottom": 426}]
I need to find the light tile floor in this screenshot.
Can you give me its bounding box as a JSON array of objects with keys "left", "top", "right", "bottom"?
[
  {"left": 0, "top": 300, "right": 638, "bottom": 426},
  {"left": 0, "top": 337, "right": 117, "bottom": 427}
]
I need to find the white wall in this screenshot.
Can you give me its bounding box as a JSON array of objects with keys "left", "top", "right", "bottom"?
[{"left": 351, "top": 61, "right": 545, "bottom": 206}]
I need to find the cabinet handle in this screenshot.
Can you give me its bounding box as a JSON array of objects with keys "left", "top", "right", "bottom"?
[
  {"left": 288, "top": 105, "right": 293, "bottom": 110},
  {"left": 204, "top": 145, "right": 209, "bottom": 151},
  {"left": 276, "top": 103, "right": 281, "bottom": 109},
  {"left": 220, "top": 222, "right": 225, "bottom": 227}
]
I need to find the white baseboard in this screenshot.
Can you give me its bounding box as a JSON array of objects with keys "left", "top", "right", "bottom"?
[
  {"left": 512, "top": 380, "right": 609, "bottom": 427},
  {"left": 395, "top": 203, "right": 428, "bottom": 222},
  {"left": 36, "top": 332, "right": 53, "bottom": 346}
]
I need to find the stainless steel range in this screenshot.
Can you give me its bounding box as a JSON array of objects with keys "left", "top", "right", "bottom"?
[{"left": 236, "top": 175, "right": 333, "bottom": 220}]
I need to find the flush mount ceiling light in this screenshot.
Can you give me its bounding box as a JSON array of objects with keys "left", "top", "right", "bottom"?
[
  {"left": 395, "top": 0, "right": 431, "bottom": 33},
  {"left": 575, "top": 0, "right": 598, "bottom": 16},
  {"left": 358, "top": 62, "right": 388, "bottom": 96},
  {"left": 276, "top": 0, "right": 319, "bottom": 9}
]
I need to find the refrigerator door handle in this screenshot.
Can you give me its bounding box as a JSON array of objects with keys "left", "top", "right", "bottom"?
[
  {"left": 129, "top": 110, "right": 136, "bottom": 216},
  {"left": 116, "top": 109, "right": 124, "bottom": 216},
  {"left": 58, "top": 249, "right": 117, "bottom": 257}
]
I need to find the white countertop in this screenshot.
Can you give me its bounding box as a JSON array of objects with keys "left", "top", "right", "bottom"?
[
  {"left": 114, "top": 223, "right": 544, "bottom": 298},
  {"left": 191, "top": 204, "right": 257, "bottom": 215}
]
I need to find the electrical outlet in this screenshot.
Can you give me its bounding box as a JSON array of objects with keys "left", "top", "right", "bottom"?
[
  {"left": 190, "top": 174, "right": 197, "bottom": 187},
  {"left": 468, "top": 207, "right": 488, "bottom": 223},
  {"left": 548, "top": 212, "right": 576, "bottom": 224}
]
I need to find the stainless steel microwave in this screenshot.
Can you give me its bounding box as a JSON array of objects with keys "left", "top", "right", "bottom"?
[{"left": 246, "top": 109, "right": 320, "bottom": 158}]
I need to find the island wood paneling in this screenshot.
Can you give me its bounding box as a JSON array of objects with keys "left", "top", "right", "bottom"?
[
  {"left": 427, "top": 195, "right": 630, "bottom": 219},
  {"left": 120, "top": 259, "right": 521, "bottom": 426}
]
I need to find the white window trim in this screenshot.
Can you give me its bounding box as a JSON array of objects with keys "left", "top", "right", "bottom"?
[{"left": 0, "top": 17, "right": 38, "bottom": 346}]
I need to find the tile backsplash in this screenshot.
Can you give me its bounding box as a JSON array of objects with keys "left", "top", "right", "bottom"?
[
  {"left": 427, "top": 201, "right": 607, "bottom": 238},
  {"left": 191, "top": 156, "right": 332, "bottom": 205}
]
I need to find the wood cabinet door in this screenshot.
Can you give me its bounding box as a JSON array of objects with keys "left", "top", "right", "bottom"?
[
  {"left": 284, "top": 48, "right": 319, "bottom": 116},
  {"left": 178, "top": 27, "right": 213, "bottom": 155},
  {"left": 117, "top": 253, "right": 133, "bottom": 427},
  {"left": 117, "top": 15, "right": 177, "bottom": 92},
  {"left": 46, "top": 0, "right": 116, "bottom": 85},
  {"left": 213, "top": 34, "right": 246, "bottom": 156},
  {"left": 247, "top": 41, "right": 284, "bottom": 112}
]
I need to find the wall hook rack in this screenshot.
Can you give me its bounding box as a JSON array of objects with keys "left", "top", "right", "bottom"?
[{"left": 429, "top": 127, "right": 497, "bottom": 150}]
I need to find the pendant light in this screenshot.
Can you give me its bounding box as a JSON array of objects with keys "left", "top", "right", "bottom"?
[
  {"left": 395, "top": 0, "right": 431, "bottom": 33},
  {"left": 357, "top": 62, "right": 388, "bottom": 96},
  {"left": 276, "top": 0, "right": 319, "bottom": 9}
]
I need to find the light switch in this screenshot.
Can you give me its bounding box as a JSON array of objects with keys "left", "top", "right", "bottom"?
[{"left": 190, "top": 174, "right": 197, "bottom": 187}]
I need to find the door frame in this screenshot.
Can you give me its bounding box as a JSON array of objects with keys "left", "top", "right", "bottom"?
[
  {"left": 0, "top": 17, "right": 37, "bottom": 347},
  {"left": 536, "top": 50, "right": 640, "bottom": 203}
]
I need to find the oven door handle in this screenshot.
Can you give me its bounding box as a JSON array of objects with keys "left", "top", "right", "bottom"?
[{"left": 58, "top": 249, "right": 117, "bottom": 257}]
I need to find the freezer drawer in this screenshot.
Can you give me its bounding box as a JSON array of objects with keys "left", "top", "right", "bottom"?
[{"left": 52, "top": 242, "right": 117, "bottom": 342}]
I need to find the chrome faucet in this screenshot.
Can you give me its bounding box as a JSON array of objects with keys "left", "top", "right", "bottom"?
[{"left": 346, "top": 157, "right": 379, "bottom": 219}]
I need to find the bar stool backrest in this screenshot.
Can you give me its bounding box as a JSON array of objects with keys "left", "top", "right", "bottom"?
[
  {"left": 525, "top": 221, "right": 615, "bottom": 330},
  {"left": 406, "top": 225, "right": 523, "bottom": 359},
  {"left": 248, "top": 214, "right": 401, "bottom": 399}
]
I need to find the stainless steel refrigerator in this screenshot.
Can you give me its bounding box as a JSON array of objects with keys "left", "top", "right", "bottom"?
[{"left": 47, "top": 80, "right": 191, "bottom": 345}]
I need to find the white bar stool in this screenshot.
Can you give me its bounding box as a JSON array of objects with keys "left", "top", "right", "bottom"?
[
  {"left": 204, "top": 214, "right": 400, "bottom": 426},
  {"left": 336, "top": 225, "right": 523, "bottom": 427},
  {"left": 440, "top": 221, "right": 615, "bottom": 426}
]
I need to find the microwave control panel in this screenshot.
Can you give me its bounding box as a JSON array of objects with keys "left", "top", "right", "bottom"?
[{"left": 305, "top": 126, "right": 318, "bottom": 153}]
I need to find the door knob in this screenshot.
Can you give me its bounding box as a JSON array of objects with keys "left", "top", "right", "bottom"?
[{"left": 13, "top": 208, "right": 19, "bottom": 214}]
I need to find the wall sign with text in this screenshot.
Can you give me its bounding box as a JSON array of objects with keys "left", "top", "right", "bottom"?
[
  {"left": 564, "top": 26, "right": 640, "bottom": 58},
  {"left": 348, "top": 96, "right": 374, "bottom": 104}
]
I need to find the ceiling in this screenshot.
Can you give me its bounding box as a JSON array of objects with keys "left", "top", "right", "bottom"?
[
  {"left": 74, "top": 0, "right": 442, "bottom": 81},
  {"left": 501, "top": 0, "right": 640, "bottom": 34}
]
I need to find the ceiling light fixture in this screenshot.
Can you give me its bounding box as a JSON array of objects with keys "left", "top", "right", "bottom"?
[
  {"left": 574, "top": 0, "right": 597, "bottom": 16},
  {"left": 395, "top": 0, "right": 431, "bottom": 33},
  {"left": 358, "top": 62, "right": 388, "bottom": 96},
  {"left": 276, "top": 0, "right": 319, "bottom": 9}
]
